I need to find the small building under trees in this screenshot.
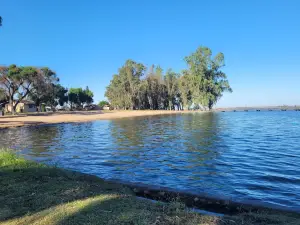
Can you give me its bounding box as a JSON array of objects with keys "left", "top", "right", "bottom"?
[
  {"left": 5, "top": 100, "right": 36, "bottom": 113},
  {"left": 102, "top": 105, "right": 110, "bottom": 110}
]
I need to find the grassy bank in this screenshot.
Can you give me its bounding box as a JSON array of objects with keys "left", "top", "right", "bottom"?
[{"left": 0, "top": 150, "right": 299, "bottom": 225}]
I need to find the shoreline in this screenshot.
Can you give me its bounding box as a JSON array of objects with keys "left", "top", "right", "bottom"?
[
  {"left": 0, "top": 110, "right": 194, "bottom": 129},
  {"left": 106, "top": 178, "right": 300, "bottom": 215},
  {"left": 1, "top": 150, "right": 299, "bottom": 225},
  {"left": 215, "top": 106, "right": 300, "bottom": 111}
]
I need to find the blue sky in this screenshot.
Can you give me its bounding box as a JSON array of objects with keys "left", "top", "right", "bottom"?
[{"left": 1, "top": 0, "right": 300, "bottom": 107}]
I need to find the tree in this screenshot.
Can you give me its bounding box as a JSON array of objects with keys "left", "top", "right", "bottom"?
[
  {"left": 83, "top": 86, "right": 94, "bottom": 105},
  {"left": 0, "top": 65, "right": 58, "bottom": 114},
  {"left": 68, "top": 87, "right": 94, "bottom": 110},
  {"left": 29, "top": 84, "right": 68, "bottom": 109},
  {"left": 178, "top": 72, "right": 193, "bottom": 109},
  {"left": 122, "top": 60, "right": 146, "bottom": 109},
  {"left": 165, "top": 69, "right": 179, "bottom": 110},
  {"left": 106, "top": 61, "right": 170, "bottom": 110},
  {"left": 183, "top": 46, "right": 232, "bottom": 110},
  {"left": 105, "top": 74, "right": 129, "bottom": 110},
  {"left": 105, "top": 60, "right": 146, "bottom": 110},
  {"left": 28, "top": 67, "right": 59, "bottom": 109},
  {"left": 0, "top": 16, "right": 2, "bottom": 26},
  {"left": 105, "top": 46, "right": 232, "bottom": 111},
  {"left": 68, "top": 88, "right": 81, "bottom": 110},
  {"left": 55, "top": 85, "right": 69, "bottom": 106},
  {"left": 144, "top": 65, "right": 166, "bottom": 110},
  {"left": 98, "top": 100, "right": 109, "bottom": 109}
]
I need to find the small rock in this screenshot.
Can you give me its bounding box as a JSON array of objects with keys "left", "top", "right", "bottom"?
[{"left": 159, "top": 191, "right": 165, "bottom": 196}]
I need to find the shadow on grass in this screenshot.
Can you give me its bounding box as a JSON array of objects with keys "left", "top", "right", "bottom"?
[
  {"left": 0, "top": 164, "right": 220, "bottom": 225},
  {"left": 44, "top": 195, "right": 300, "bottom": 225},
  {"left": 0, "top": 165, "right": 127, "bottom": 223},
  {"left": 1, "top": 155, "right": 300, "bottom": 225},
  {"left": 55, "top": 197, "right": 216, "bottom": 225}
]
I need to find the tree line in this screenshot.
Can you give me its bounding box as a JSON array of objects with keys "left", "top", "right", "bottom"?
[
  {"left": 0, "top": 65, "right": 94, "bottom": 114},
  {"left": 105, "top": 46, "right": 232, "bottom": 111}
]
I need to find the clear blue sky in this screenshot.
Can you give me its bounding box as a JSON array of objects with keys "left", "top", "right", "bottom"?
[{"left": 1, "top": 0, "right": 300, "bottom": 107}]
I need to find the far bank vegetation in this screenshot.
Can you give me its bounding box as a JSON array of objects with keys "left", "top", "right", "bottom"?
[
  {"left": 0, "top": 65, "right": 94, "bottom": 114},
  {"left": 105, "top": 46, "right": 232, "bottom": 111}
]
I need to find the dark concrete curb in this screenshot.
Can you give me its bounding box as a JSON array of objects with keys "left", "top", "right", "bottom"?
[{"left": 103, "top": 178, "right": 300, "bottom": 215}]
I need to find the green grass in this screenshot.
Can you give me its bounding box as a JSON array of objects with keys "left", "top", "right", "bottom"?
[{"left": 0, "top": 149, "right": 299, "bottom": 225}]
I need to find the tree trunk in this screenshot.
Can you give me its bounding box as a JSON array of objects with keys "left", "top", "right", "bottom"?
[
  {"left": 169, "top": 100, "right": 172, "bottom": 110},
  {"left": 147, "top": 96, "right": 153, "bottom": 110},
  {"left": 9, "top": 95, "right": 15, "bottom": 115},
  {"left": 208, "top": 100, "right": 213, "bottom": 111},
  {"left": 13, "top": 102, "right": 19, "bottom": 114},
  {"left": 13, "top": 105, "right": 16, "bottom": 114},
  {"left": 131, "top": 99, "right": 135, "bottom": 110}
]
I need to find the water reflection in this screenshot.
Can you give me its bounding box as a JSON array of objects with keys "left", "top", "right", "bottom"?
[
  {"left": 0, "top": 125, "right": 62, "bottom": 159},
  {"left": 0, "top": 111, "right": 299, "bottom": 210}
]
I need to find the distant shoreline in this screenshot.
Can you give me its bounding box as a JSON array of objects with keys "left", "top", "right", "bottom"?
[
  {"left": 215, "top": 105, "right": 300, "bottom": 111},
  {"left": 0, "top": 110, "right": 194, "bottom": 129},
  {"left": 1, "top": 108, "right": 299, "bottom": 129}
]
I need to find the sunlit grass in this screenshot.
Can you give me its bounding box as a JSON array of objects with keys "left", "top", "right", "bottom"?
[{"left": 0, "top": 149, "right": 299, "bottom": 225}]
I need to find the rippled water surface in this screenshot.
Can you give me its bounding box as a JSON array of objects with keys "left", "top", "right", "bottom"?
[{"left": 1, "top": 111, "right": 299, "bottom": 210}]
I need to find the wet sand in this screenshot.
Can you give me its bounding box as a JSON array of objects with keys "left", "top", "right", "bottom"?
[{"left": 0, "top": 110, "right": 192, "bottom": 129}]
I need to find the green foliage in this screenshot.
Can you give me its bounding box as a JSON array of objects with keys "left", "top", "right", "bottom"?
[
  {"left": 29, "top": 84, "right": 68, "bottom": 108},
  {"left": 0, "top": 65, "right": 59, "bottom": 114},
  {"left": 98, "top": 100, "right": 109, "bottom": 108},
  {"left": 105, "top": 46, "right": 232, "bottom": 110},
  {"left": 105, "top": 61, "right": 170, "bottom": 110},
  {"left": 83, "top": 86, "right": 94, "bottom": 104},
  {"left": 105, "top": 60, "right": 146, "bottom": 110},
  {"left": 183, "top": 46, "right": 232, "bottom": 109},
  {"left": 68, "top": 87, "right": 94, "bottom": 109},
  {"left": 0, "top": 65, "right": 71, "bottom": 113},
  {"left": 55, "top": 84, "right": 68, "bottom": 106},
  {"left": 0, "top": 16, "right": 2, "bottom": 26},
  {"left": 68, "top": 88, "right": 80, "bottom": 109},
  {"left": 28, "top": 67, "right": 60, "bottom": 108},
  {"left": 165, "top": 69, "right": 180, "bottom": 110}
]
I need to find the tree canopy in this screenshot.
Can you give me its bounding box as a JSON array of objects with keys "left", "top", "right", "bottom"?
[
  {"left": 0, "top": 65, "right": 59, "bottom": 114},
  {"left": 29, "top": 84, "right": 68, "bottom": 108},
  {"left": 68, "top": 87, "right": 94, "bottom": 109},
  {"left": 0, "top": 64, "right": 94, "bottom": 113},
  {"left": 0, "top": 46, "right": 230, "bottom": 113},
  {"left": 181, "top": 46, "right": 232, "bottom": 109},
  {"left": 105, "top": 46, "right": 232, "bottom": 110}
]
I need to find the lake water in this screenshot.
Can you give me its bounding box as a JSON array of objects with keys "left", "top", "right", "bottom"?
[{"left": 0, "top": 111, "right": 299, "bottom": 211}]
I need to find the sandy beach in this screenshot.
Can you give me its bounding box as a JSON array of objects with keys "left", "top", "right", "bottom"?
[{"left": 0, "top": 110, "right": 192, "bottom": 129}]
